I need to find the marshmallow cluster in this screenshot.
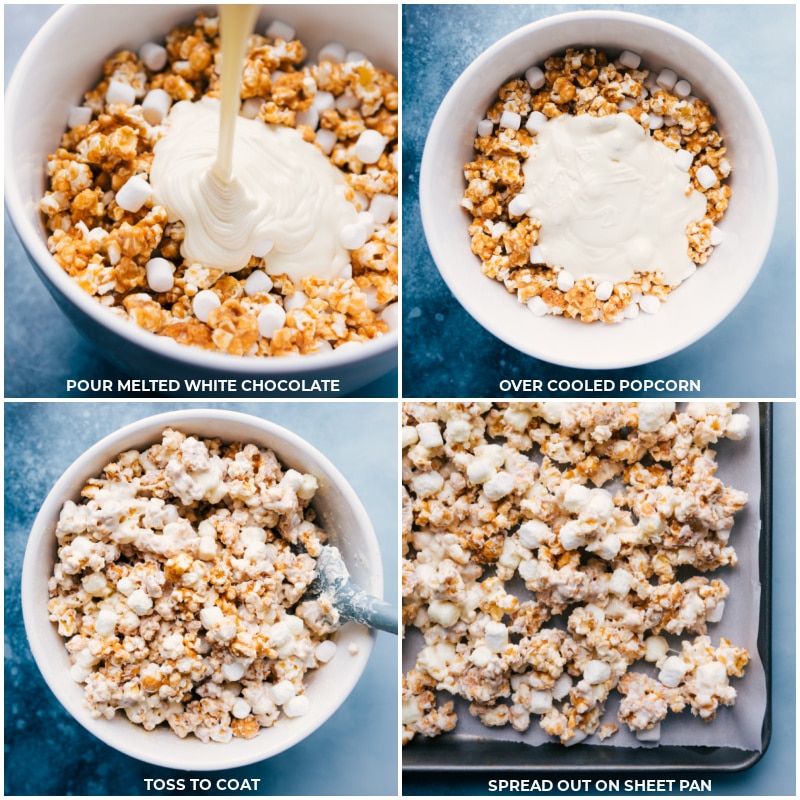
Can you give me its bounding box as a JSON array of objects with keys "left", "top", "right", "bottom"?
[
  {"left": 402, "top": 402, "right": 751, "bottom": 747},
  {"left": 49, "top": 428, "right": 347, "bottom": 742},
  {"left": 464, "top": 47, "right": 731, "bottom": 324}
]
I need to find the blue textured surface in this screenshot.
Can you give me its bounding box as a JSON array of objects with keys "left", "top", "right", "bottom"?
[
  {"left": 402, "top": 4, "right": 796, "bottom": 398},
  {"left": 4, "top": 402, "right": 399, "bottom": 795}
]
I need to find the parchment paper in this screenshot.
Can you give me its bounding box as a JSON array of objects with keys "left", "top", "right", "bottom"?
[{"left": 403, "top": 402, "right": 766, "bottom": 753}]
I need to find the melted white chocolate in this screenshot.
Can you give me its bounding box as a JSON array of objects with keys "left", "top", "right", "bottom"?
[
  {"left": 149, "top": 5, "right": 358, "bottom": 281},
  {"left": 523, "top": 113, "right": 706, "bottom": 287}
]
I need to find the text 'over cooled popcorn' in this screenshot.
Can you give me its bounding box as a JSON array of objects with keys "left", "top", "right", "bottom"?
[
  {"left": 402, "top": 402, "right": 751, "bottom": 746},
  {"left": 48, "top": 428, "right": 349, "bottom": 743}
]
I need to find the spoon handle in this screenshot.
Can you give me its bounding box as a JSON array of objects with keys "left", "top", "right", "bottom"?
[{"left": 342, "top": 593, "right": 398, "bottom": 634}]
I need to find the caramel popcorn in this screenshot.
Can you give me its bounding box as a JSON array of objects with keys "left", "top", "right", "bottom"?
[
  {"left": 463, "top": 48, "right": 731, "bottom": 323},
  {"left": 39, "top": 12, "right": 398, "bottom": 357},
  {"left": 402, "top": 402, "right": 751, "bottom": 747},
  {"left": 48, "top": 428, "right": 346, "bottom": 742}
]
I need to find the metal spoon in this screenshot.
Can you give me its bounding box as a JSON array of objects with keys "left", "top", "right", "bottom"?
[{"left": 306, "top": 545, "right": 397, "bottom": 634}]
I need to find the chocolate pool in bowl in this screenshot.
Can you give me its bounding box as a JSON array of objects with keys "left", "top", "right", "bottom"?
[{"left": 5, "top": 5, "right": 398, "bottom": 392}]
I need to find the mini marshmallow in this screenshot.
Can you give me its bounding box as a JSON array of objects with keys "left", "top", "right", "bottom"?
[
  {"left": 369, "top": 193, "right": 396, "bottom": 224},
  {"left": 346, "top": 50, "right": 368, "bottom": 63},
  {"left": 527, "top": 296, "right": 548, "bottom": 317},
  {"left": 240, "top": 97, "right": 264, "bottom": 119},
  {"left": 417, "top": 421, "right": 444, "bottom": 449},
  {"left": 244, "top": 270, "right": 273, "bottom": 296},
  {"left": 499, "top": 110, "right": 521, "bottom": 130},
  {"left": 483, "top": 471, "right": 514, "bottom": 501},
  {"left": 315, "top": 128, "right": 338, "bottom": 155},
  {"left": 710, "top": 226, "right": 724, "bottom": 246},
  {"left": 584, "top": 660, "right": 611, "bottom": 685},
  {"left": 315, "top": 640, "right": 338, "bottom": 663},
  {"left": 257, "top": 305, "right": 286, "bottom": 338},
  {"left": 411, "top": 471, "right": 444, "bottom": 499},
  {"left": 525, "top": 65, "right": 545, "bottom": 90},
  {"left": 695, "top": 164, "right": 718, "bottom": 189},
  {"left": 428, "top": 600, "right": 461, "bottom": 628},
  {"left": 623, "top": 302, "right": 640, "bottom": 320},
  {"left": 656, "top": 68, "right": 678, "bottom": 91},
  {"left": 644, "top": 635, "right": 669, "bottom": 663},
  {"left": 222, "top": 661, "right": 246, "bottom": 681},
  {"left": 529, "top": 245, "right": 544, "bottom": 264},
  {"left": 95, "top": 608, "right": 118, "bottom": 636},
  {"left": 115, "top": 175, "right": 152, "bottom": 213},
  {"left": 636, "top": 723, "right": 661, "bottom": 742},
  {"left": 658, "top": 655, "right": 687, "bottom": 687},
  {"left": 507, "top": 194, "right": 531, "bottom": 217},
  {"left": 200, "top": 605, "right": 224, "bottom": 629},
  {"left": 269, "top": 679, "right": 296, "bottom": 706},
  {"left": 106, "top": 79, "right": 136, "bottom": 107},
  {"left": 674, "top": 149, "right": 694, "bottom": 171},
  {"left": 192, "top": 289, "right": 220, "bottom": 323},
  {"left": 334, "top": 92, "right": 360, "bottom": 112},
  {"left": 525, "top": 110, "right": 548, "bottom": 133},
  {"left": 251, "top": 238, "right": 274, "bottom": 258},
  {"left": 354, "top": 129, "right": 387, "bottom": 164},
  {"left": 318, "top": 41, "right": 347, "bottom": 63},
  {"left": 648, "top": 113, "right": 663, "bottom": 130},
  {"left": 557, "top": 269, "right": 575, "bottom": 292},
  {"left": 673, "top": 79, "right": 692, "bottom": 98},
  {"left": 284, "top": 290, "right": 308, "bottom": 312},
  {"left": 232, "top": 698, "right": 251, "bottom": 719},
  {"left": 618, "top": 97, "right": 637, "bottom": 111},
  {"left": 295, "top": 107, "right": 319, "bottom": 130},
  {"left": 477, "top": 118, "right": 494, "bottom": 137},
  {"left": 618, "top": 50, "right": 642, "bottom": 69},
  {"left": 380, "top": 303, "right": 398, "bottom": 330},
  {"left": 266, "top": 19, "right": 295, "bottom": 41},
  {"left": 552, "top": 673, "right": 573, "bottom": 700},
  {"left": 312, "top": 90, "right": 335, "bottom": 112},
  {"left": 467, "top": 457, "right": 496, "bottom": 485},
  {"left": 484, "top": 621, "right": 508, "bottom": 653},
  {"left": 139, "top": 41, "right": 168, "bottom": 71},
  {"left": 564, "top": 483, "right": 591, "bottom": 512},
  {"left": 284, "top": 694, "right": 310, "bottom": 717},
  {"left": 67, "top": 106, "right": 92, "bottom": 129},
  {"left": 127, "top": 589, "right": 153, "bottom": 616},
  {"left": 141, "top": 88, "right": 172, "bottom": 125},
  {"left": 527, "top": 689, "right": 553, "bottom": 714},
  {"left": 638, "top": 294, "right": 661, "bottom": 315},
  {"left": 340, "top": 222, "right": 369, "bottom": 250},
  {"left": 595, "top": 281, "right": 614, "bottom": 302},
  {"left": 145, "top": 257, "right": 175, "bottom": 293}
]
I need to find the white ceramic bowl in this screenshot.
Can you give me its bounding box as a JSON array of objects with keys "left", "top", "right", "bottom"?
[
  {"left": 420, "top": 10, "right": 778, "bottom": 369},
  {"left": 21, "top": 409, "right": 383, "bottom": 770},
  {"left": 5, "top": 5, "right": 397, "bottom": 392}
]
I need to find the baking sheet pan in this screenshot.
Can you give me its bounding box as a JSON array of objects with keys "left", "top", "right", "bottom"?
[{"left": 402, "top": 403, "right": 772, "bottom": 773}]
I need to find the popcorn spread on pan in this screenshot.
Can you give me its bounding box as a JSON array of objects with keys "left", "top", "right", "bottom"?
[
  {"left": 462, "top": 48, "right": 731, "bottom": 323},
  {"left": 39, "top": 12, "right": 398, "bottom": 356},
  {"left": 48, "top": 428, "right": 344, "bottom": 742},
  {"left": 402, "top": 402, "right": 750, "bottom": 746}
]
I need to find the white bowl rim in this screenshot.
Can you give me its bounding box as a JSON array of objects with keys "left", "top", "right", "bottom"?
[
  {"left": 21, "top": 408, "right": 382, "bottom": 770},
  {"left": 4, "top": 4, "right": 398, "bottom": 377},
  {"left": 420, "top": 8, "right": 779, "bottom": 369}
]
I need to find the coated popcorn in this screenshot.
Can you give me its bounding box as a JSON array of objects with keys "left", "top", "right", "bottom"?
[
  {"left": 48, "top": 428, "right": 342, "bottom": 742},
  {"left": 402, "top": 402, "right": 750, "bottom": 746}
]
